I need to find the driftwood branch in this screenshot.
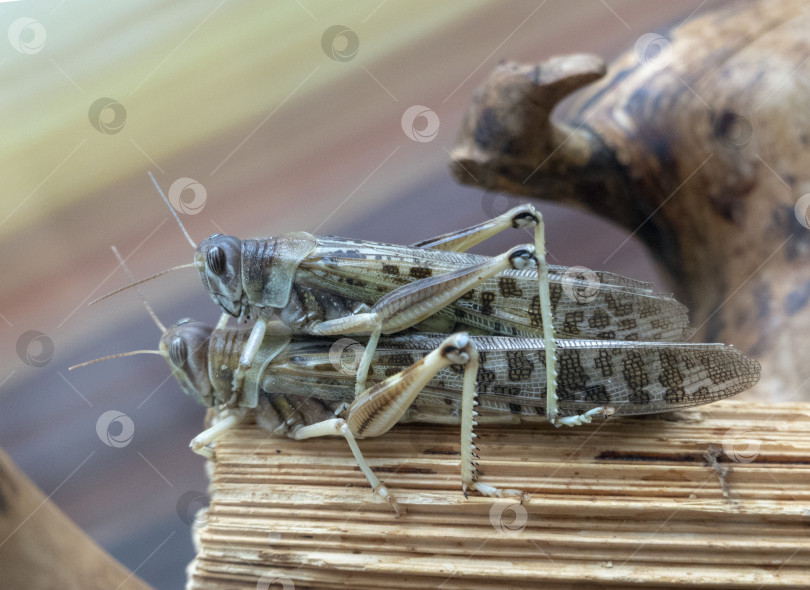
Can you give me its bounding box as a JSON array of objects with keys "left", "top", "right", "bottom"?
[
  {"left": 187, "top": 400, "right": 810, "bottom": 589},
  {"left": 447, "top": 0, "right": 810, "bottom": 403}
]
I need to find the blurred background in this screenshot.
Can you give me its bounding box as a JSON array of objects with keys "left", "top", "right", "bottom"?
[{"left": 0, "top": 1, "right": 711, "bottom": 587}]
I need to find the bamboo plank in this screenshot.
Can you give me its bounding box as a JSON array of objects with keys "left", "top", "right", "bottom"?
[{"left": 187, "top": 400, "right": 810, "bottom": 589}]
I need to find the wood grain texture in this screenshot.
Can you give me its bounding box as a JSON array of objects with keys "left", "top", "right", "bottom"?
[{"left": 187, "top": 401, "right": 810, "bottom": 589}]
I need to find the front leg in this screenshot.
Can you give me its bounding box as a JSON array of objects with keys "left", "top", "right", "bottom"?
[
  {"left": 230, "top": 317, "right": 268, "bottom": 393},
  {"left": 189, "top": 408, "right": 249, "bottom": 459},
  {"left": 215, "top": 311, "right": 230, "bottom": 330}
]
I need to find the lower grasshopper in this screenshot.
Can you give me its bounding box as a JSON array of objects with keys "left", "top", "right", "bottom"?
[
  {"left": 96, "top": 173, "right": 695, "bottom": 426},
  {"left": 72, "top": 313, "right": 761, "bottom": 517}
]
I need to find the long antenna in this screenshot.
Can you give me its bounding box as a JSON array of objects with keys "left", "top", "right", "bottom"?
[
  {"left": 69, "top": 349, "right": 163, "bottom": 370},
  {"left": 72, "top": 246, "right": 171, "bottom": 371},
  {"left": 111, "top": 245, "right": 166, "bottom": 333},
  {"left": 89, "top": 171, "right": 199, "bottom": 307},
  {"left": 89, "top": 263, "right": 196, "bottom": 306},
  {"left": 149, "top": 171, "right": 197, "bottom": 249}
]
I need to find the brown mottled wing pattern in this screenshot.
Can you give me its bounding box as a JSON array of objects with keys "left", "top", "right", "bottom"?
[
  {"left": 446, "top": 267, "right": 691, "bottom": 341},
  {"left": 299, "top": 238, "right": 691, "bottom": 342},
  {"left": 467, "top": 337, "right": 759, "bottom": 418},
  {"left": 260, "top": 334, "right": 760, "bottom": 420}
]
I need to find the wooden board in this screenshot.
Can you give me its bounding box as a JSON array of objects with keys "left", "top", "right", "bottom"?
[{"left": 187, "top": 400, "right": 810, "bottom": 589}]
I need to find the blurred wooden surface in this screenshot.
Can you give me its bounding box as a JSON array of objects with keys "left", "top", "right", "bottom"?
[
  {"left": 188, "top": 401, "right": 810, "bottom": 589},
  {"left": 0, "top": 448, "right": 151, "bottom": 590},
  {"left": 0, "top": 2, "right": 725, "bottom": 588}
]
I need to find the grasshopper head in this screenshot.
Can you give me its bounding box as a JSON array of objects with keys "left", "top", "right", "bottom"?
[
  {"left": 195, "top": 234, "right": 245, "bottom": 319},
  {"left": 160, "top": 319, "right": 216, "bottom": 406}
]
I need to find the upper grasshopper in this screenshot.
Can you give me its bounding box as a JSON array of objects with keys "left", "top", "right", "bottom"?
[{"left": 97, "top": 173, "right": 694, "bottom": 425}]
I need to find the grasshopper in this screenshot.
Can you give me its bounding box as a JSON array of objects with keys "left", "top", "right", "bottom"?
[
  {"left": 97, "top": 173, "right": 694, "bottom": 426},
  {"left": 72, "top": 313, "right": 760, "bottom": 517}
]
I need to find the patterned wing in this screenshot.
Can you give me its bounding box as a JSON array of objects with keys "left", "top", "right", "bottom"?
[
  {"left": 443, "top": 268, "right": 692, "bottom": 342},
  {"left": 302, "top": 239, "right": 692, "bottom": 342},
  {"left": 261, "top": 334, "right": 759, "bottom": 420},
  {"left": 467, "top": 336, "right": 759, "bottom": 418}
]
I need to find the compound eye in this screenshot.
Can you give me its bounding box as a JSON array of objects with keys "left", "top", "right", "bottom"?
[
  {"left": 169, "top": 337, "right": 188, "bottom": 366},
  {"left": 207, "top": 245, "right": 226, "bottom": 275}
]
